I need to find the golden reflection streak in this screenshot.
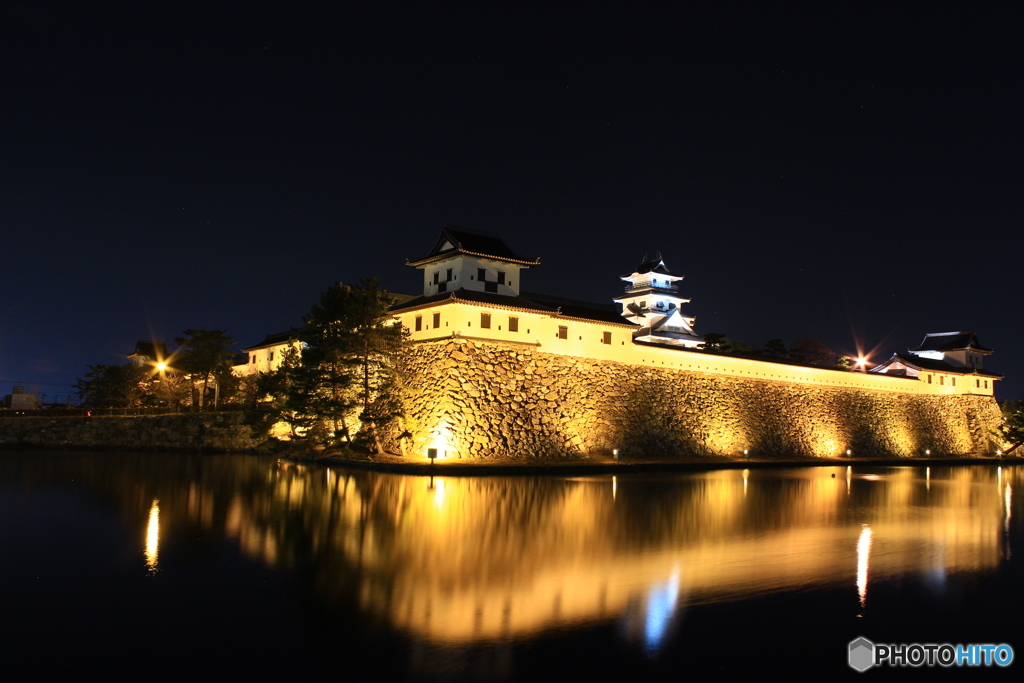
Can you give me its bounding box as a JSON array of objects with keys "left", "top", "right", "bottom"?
[
  {"left": 432, "top": 477, "right": 445, "bottom": 508},
  {"left": 857, "top": 524, "right": 872, "bottom": 609},
  {"left": 847, "top": 466, "right": 852, "bottom": 495},
  {"left": 145, "top": 498, "right": 160, "bottom": 573},
  {"left": 211, "top": 464, "right": 1006, "bottom": 644},
  {"left": 612, "top": 476, "right": 617, "bottom": 501},
  {"left": 1006, "top": 483, "right": 1012, "bottom": 534},
  {"left": 742, "top": 469, "right": 749, "bottom": 496}
]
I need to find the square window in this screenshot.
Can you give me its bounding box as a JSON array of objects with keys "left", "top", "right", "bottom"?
[
  {"left": 602, "top": 331, "right": 611, "bottom": 344},
  {"left": 481, "top": 313, "right": 491, "bottom": 329},
  {"left": 415, "top": 316, "right": 422, "bottom": 332},
  {"left": 509, "top": 316, "right": 519, "bottom": 332},
  {"left": 477, "top": 268, "right": 486, "bottom": 282},
  {"left": 497, "top": 271, "right": 505, "bottom": 284},
  {"left": 558, "top": 326, "right": 568, "bottom": 340},
  {"left": 433, "top": 312, "right": 441, "bottom": 328}
]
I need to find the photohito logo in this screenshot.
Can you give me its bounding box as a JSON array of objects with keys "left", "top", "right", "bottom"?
[{"left": 848, "top": 637, "right": 1014, "bottom": 671}]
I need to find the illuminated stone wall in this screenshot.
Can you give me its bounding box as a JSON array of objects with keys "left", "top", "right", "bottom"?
[{"left": 402, "top": 339, "right": 1003, "bottom": 459}]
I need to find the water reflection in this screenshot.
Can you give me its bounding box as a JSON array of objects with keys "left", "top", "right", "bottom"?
[
  {"left": 203, "top": 463, "right": 1015, "bottom": 645},
  {"left": 856, "top": 524, "right": 872, "bottom": 611},
  {"left": 2, "top": 454, "right": 1018, "bottom": 655},
  {"left": 145, "top": 498, "right": 160, "bottom": 573}
]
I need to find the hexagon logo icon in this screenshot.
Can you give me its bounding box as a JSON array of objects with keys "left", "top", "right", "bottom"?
[{"left": 849, "top": 637, "right": 875, "bottom": 672}]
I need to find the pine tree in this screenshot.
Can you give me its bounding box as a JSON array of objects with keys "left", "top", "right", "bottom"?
[
  {"left": 297, "top": 278, "right": 405, "bottom": 449},
  {"left": 75, "top": 363, "right": 150, "bottom": 408},
  {"left": 174, "top": 329, "right": 237, "bottom": 409}
]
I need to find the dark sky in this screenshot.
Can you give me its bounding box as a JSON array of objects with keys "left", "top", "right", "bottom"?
[{"left": 3, "top": 4, "right": 1022, "bottom": 399}]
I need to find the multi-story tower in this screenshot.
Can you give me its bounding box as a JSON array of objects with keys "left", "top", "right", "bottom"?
[
  {"left": 614, "top": 256, "right": 702, "bottom": 348},
  {"left": 407, "top": 224, "right": 540, "bottom": 297}
]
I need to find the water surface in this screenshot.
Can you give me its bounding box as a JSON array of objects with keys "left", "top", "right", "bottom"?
[{"left": 1, "top": 452, "right": 1019, "bottom": 678}]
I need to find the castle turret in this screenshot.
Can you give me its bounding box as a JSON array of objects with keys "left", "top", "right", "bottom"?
[
  {"left": 614, "top": 256, "right": 702, "bottom": 348},
  {"left": 406, "top": 224, "right": 540, "bottom": 297},
  {"left": 907, "top": 331, "right": 992, "bottom": 369}
]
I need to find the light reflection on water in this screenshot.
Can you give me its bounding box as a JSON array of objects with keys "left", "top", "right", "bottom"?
[
  {"left": 194, "top": 462, "right": 1012, "bottom": 643},
  {"left": 144, "top": 498, "right": 159, "bottom": 573},
  {"left": 1, "top": 453, "right": 1020, "bottom": 677}
]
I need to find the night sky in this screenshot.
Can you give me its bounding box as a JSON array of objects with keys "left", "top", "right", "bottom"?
[{"left": 3, "top": 4, "right": 1022, "bottom": 400}]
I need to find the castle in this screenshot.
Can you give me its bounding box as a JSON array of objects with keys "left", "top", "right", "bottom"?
[
  {"left": 237, "top": 224, "right": 1000, "bottom": 398},
  {"left": 229, "top": 225, "right": 1003, "bottom": 459}
]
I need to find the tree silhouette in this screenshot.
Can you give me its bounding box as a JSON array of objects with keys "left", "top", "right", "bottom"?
[{"left": 174, "top": 329, "right": 236, "bottom": 409}]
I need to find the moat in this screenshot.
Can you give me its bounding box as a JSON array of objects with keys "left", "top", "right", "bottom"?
[{"left": 2, "top": 451, "right": 1019, "bottom": 678}]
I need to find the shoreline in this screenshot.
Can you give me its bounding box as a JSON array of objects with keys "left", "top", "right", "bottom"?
[
  {"left": 2, "top": 441, "right": 1019, "bottom": 475},
  {"left": 311, "top": 453, "right": 1021, "bottom": 475}
]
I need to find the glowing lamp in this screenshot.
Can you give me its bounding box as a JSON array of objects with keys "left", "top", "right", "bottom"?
[{"left": 156, "top": 362, "right": 167, "bottom": 371}]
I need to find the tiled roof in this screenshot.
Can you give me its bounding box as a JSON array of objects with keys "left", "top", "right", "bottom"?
[
  {"left": 909, "top": 331, "right": 992, "bottom": 354},
  {"left": 390, "top": 288, "right": 637, "bottom": 327},
  {"left": 128, "top": 340, "right": 168, "bottom": 360},
  {"left": 621, "top": 257, "right": 677, "bottom": 279},
  {"left": 872, "top": 353, "right": 1003, "bottom": 378},
  {"left": 407, "top": 225, "right": 540, "bottom": 267},
  {"left": 242, "top": 330, "right": 299, "bottom": 352},
  {"left": 520, "top": 291, "right": 633, "bottom": 326},
  {"left": 391, "top": 289, "right": 555, "bottom": 314}
]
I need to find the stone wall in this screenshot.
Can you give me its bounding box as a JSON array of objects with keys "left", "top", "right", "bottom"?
[
  {"left": 402, "top": 339, "right": 1003, "bottom": 459},
  {"left": 0, "top": 412, "right": 258, "bottom": 452}
]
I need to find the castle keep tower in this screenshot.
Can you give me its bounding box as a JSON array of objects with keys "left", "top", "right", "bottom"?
[{"left": 614, "top": 256, "right": 702, "bottom": 348}]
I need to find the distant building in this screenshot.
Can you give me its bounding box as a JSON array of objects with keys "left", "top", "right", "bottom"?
[
  {"left": 239, "top": 330, "right": 300, "bottom": 374},
  {"left": 127, "top": 340, "right": 169, "bottom": 368},
  {"left": 870, "top": 331, "right": 1001, "bottom": 394},
  {"left": 3, "top": 386, "right": 38, "bottom": 410}
]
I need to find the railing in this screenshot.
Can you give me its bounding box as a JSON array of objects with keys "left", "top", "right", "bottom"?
[{"left": 624, "top": 280, "right": 678, "bottom": 292}]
